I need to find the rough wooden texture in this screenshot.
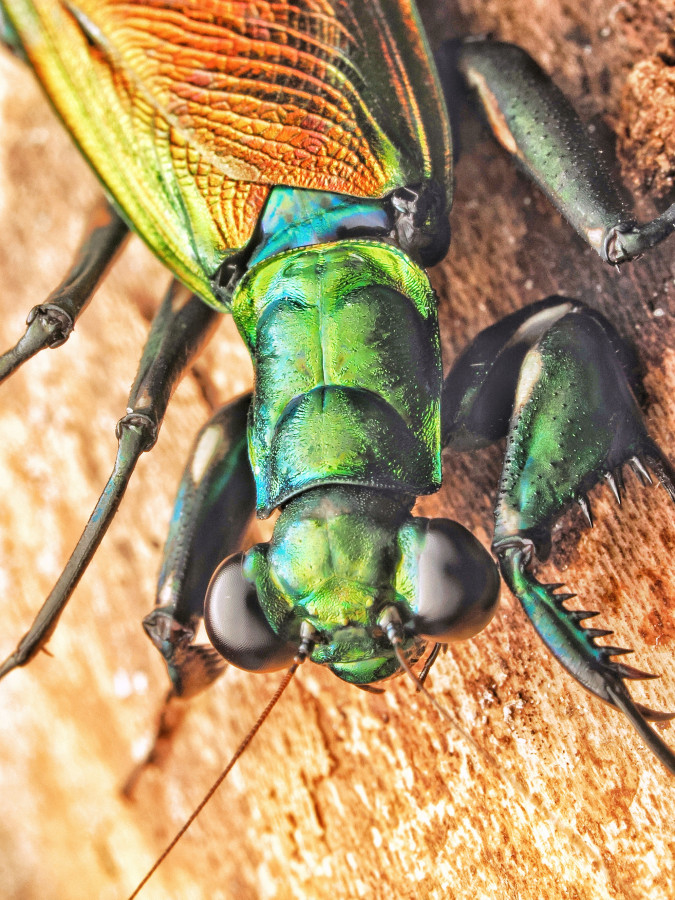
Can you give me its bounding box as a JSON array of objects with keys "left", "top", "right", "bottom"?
[
  {"left": 0, "top": 1, "right": 674, "bottom": 898},
  {"left": 619, "top": 21, "right": 675, "bottom": 197}
]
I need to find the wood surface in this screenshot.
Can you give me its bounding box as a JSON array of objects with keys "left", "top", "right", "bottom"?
[{"left": 0, "top": 1, "right": 673, "bottom": 898}]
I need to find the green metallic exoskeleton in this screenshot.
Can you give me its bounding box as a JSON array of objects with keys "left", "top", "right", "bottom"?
[{"left": 234, "top": 240, "right": 442, "bottom": 514}]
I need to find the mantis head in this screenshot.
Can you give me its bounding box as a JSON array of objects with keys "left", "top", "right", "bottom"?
[{"left": 205, "top": 486, "right": 499, "bottom": 684}]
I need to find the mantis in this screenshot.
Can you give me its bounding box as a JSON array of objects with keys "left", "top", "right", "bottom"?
[{"left": 0, "top": 1, "right": 673, "bottom": 898}]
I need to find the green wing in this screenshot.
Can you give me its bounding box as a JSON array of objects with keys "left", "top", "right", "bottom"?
[{"left": 2, "top": 0, "right": 451, "bottom": 305}]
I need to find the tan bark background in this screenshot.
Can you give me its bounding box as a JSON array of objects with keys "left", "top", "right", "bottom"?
[{"left": 0, "top": 1, "right": 674, "bottom": 898}]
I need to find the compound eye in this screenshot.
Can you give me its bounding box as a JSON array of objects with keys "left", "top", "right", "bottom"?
[
  {"left": 412, "top": 520, "right": 500, "bottom": 642},
  {"left": 205, "top": 552, "right": 298, "bottom": 672}
]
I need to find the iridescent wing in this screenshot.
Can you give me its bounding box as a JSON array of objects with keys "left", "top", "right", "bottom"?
[{"left": 2, "top": 0, "right": 451, "bottom": 304}]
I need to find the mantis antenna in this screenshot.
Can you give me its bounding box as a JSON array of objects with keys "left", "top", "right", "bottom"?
[{"left": 126, "top": 627, "right": 315, "bottom": 900}]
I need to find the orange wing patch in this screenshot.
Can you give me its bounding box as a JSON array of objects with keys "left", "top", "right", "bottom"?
[
  {"left": 105, "top": 0, "right": 398, "bottom": 193},
  {"left": 6, "top": 0, "right": 450, "bottom": 305}
]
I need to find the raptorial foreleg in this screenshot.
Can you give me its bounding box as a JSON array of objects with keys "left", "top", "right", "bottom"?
[{"left": 442, "top": 299, "right": 675, "bottom": 772}]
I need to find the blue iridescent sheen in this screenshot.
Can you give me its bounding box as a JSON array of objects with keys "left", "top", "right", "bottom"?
[{"left": 247, "top": 187, "right": 392, "bottom": 269}]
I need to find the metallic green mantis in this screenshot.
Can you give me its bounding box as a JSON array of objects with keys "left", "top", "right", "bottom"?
[{"left": 1, "top": 1, "right": 675, "bottom": 855}]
